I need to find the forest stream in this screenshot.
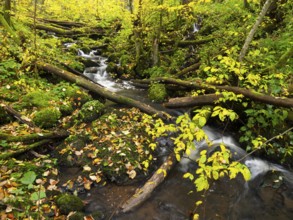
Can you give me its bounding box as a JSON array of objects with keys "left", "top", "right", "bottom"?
[{"left": 57, "top": 50, "right": 293, "bottom": 220}]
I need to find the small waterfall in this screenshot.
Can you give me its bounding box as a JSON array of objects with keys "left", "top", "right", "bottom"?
[{"left": 78, "top": 49, "right": 135, "bottom": 92}]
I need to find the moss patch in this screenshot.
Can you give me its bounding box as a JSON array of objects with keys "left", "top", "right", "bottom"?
[
  {"left": 148, "top": 83, "right": 167, "bottom": 103},
  {"left": 77, "top": 100, "right": 105, "bottom": 123},
  {"left": 56, "top": 193, "right": 84, "bottom": 214},
  {"left": 32, "top": 107, "right": 61, "bottom": 128}
]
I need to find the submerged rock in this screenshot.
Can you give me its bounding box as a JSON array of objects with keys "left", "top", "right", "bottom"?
[{"left": 56, "top": 193, "right": 84, "bottom": 214}]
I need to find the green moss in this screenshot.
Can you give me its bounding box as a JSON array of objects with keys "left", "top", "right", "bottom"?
[
  {"left": 56, "top": 194, "right": 84, "bottom": 214},
  {"left": 148, "top": 83, "right": 167, "bottom": 103},
  {"left": 22, "top": 90, "right": 54, "bottom": 109},
  {"left": 78, "top": 100, "right": 105, "bottom": 123},
  {"left": 53, "top": 82, "right": 92, "bottom": 108},
  {"left": 33, "top": 107, "right": 61, "bottom": 128},
  {"left": 68, "top": 212, "right": 84, "bottom": 220}
]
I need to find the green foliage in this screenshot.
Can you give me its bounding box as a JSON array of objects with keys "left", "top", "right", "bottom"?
[
  {"left": 33, "top": 107, "right": 61, "bottom": 128},
  {"left": 148, "top": 83, "right": 168, "bottom": 103},
  {"left": 21, "top": 90, "right": 55, "bottom": 109},
  {"left": 0, "top": 60, "right": 19, "bottom": 81}
]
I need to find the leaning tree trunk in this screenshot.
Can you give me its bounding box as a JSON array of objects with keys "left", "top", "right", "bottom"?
[{"left": 239, "top": 0, "right": 274, "bottom": 62}]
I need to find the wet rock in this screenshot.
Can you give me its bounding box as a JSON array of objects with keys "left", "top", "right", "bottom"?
[{"left": 56, "top": 193, "right": 84, "bottom": 214}]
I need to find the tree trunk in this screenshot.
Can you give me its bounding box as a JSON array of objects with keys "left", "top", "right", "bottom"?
[
  {"left": 164, "top": 94, "right": 222, "bottom": 108},
  {"left": 176, "top": 62, "right": 200, "bottom": 77},
  {"left": 37, "top": 62, "right": 171, "bottom": 120},
  {"left": 4, "top": 0, "right": 11, "bottom": 25},
  {"left": 1, "top": 103, "right": 36, "bottom": 128},
  {"left": 119, "top": 153, "right": 176, "bottom": 213},
  {"left": 239, "top": 0, "right": 274, "bottom": 62},
  {"left": 132, "top": 77, "right": 293, "bottom": 108},
  {"left": 0, "top": 130, "right": 69, "bottom": 143},
  {"left": 0, "top": 139, "right": 52, "bottom": 160},
  {"left": 161, "top": 37, "right": 215, "bottom": 47}
]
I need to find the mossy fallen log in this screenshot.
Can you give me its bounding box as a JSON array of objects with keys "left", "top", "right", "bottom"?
[
  {"left": 0, "top": 139, "right": 52, "bottom": 160},
  {"left": 133, "top": 77, "right": 293, "bottom": 108},
  {"left": 161, "top": 37, "right": 215, "bottom": 47},
  {"left": 0, "top": 103, "right": 36, "bottom": 127},
  {"left": 0, "top": 130, "right": 69, "bottom": 143},
  {"left": 35, "top": 23, "right": 104, "bottom": 38},
  {"left": 165, "top": 94, "right": 222, "bottom": 108},
  {"left": 37, "top": 18, "right": 84, "bottom": 28},
  {"left": 119, "top": 153, "right": 176, "bottom": 213},
  {"left": 176, "top": 62, "right": 201, "bottom": 77},
  {"left": 37, "top": 62, "right": 171, "bottom": 120}
]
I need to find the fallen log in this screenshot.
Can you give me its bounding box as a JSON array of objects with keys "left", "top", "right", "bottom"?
[
  {"left": 37, "top": 18, "right": 84, "bottom": 28},
  {"left": 165, "top": 94, "right": 222, "bottom": 108},
  {"left": 161, "top": 37, "right": 215, "bottom": 47},
  {"left": 0, "top": 103, "right": 36, "bottom": 127},
  {"left": 0, "top": 139, "right": 52, "bottom": 160},
  {"left": 37, "top": 62, "right": 171, "bottom": 120},
  {"left": 133, "top": 77, "right": 293, "bottom": 108},
  {"left": 119, "top": 153, "right": 176, "bottom": 213},
  {"left": 0, "top": 130, "right": 69, "bottom": 143},
  {"left": 35, "top": 23, "right": 104, "bottom": 38},
  {"left": 176, "top": 62, "right": 201, "bottom": 77}
]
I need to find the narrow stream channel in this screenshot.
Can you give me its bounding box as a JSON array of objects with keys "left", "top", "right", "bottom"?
[{"left": 62, "top": 50, "right": 293, "bottom": 220}]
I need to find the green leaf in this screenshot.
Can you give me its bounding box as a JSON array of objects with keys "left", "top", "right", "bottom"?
[
  {"left": 30, "top": 191, "right": 46, "bottom": 201},
  {"left": 20, "top": 171, "right": 37, "bottom": 185}
]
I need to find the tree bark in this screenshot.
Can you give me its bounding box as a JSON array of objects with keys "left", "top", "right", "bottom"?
[
  {"left": 0, "top": 130, "right": 69, "bottom": 143},
  {"left": 1, "top": 103, "right": 36, "bottom": 127},
  {"left": 164, "top": 94, "right": 222, "bottom": 108},
  {"left": 37, "top": 62, "right": 171, "bottom": 120},
  {"left": 132, "top": 77, "right": 293, "bottom": 108},
  {"left": 119, "top": 153, "right": 176, "bottom": 213},
  {"left": 161, "top": 37, "right": 215, "bottom": 47},
  {"left": 239, "top": 0, "right": 274, "bottom": 62},
  {"left": 176, "top": 62, "right": 200, "bottom": 77},
  {"left": 0, "top": 139, "right": 52, "bottom": 160},
  {"left": 37, "top": 18, "right": 85, "bottom": 28},
  {"left": 34, "top": 23, "right": 104, "bottom": 37}
]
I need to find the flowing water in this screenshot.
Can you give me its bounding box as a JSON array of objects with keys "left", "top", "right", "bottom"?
[{"left": 65, "top": 50, "right": 293, "bottom": 219}]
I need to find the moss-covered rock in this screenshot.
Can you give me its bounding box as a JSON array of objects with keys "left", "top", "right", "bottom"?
[
  {"left": 56, "top": 193, "right": 84, "bottom": 214},
  {"left": 22, "top": 90, "right": 55, "bottom": 109},
  {"left": 77, "top": 100, "right": 105, "bottom": 123},
  {"left": 68, "top": 212, "right": 84, "bottom": 220},
  {"left": 148, "top": 83, "right": 167, "bottom": 103},
  {"left": 32, "top": 107, "right": 61, "bottom": 128}
]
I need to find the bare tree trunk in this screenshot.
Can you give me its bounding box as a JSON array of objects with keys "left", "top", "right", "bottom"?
[
  {"left": 3, "top": 0, "right": 11, "bottom": 25},
  {"left": 239, "top": 0, "right": 273, "bottom": 62}
]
